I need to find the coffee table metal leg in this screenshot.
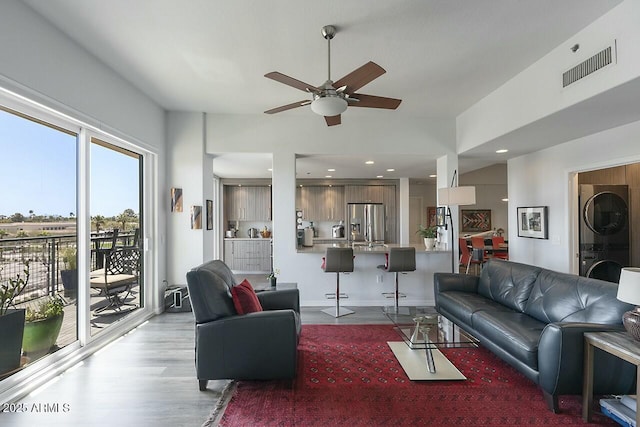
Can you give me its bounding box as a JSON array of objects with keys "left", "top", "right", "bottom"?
[
  {"left": 410, "top": 316, "right": 425, "bottom": 345},
  {"left": 421, "top": 325, "right": 436, "bottom": 373}
]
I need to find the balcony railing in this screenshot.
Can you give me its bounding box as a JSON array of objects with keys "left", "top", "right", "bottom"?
[{"left": 0, "top": 231, "right": 137, "bottom": 305}]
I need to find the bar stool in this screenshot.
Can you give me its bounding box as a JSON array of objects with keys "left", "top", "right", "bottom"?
[
  {"left": 378, "top": 247, "right": 416, "bottom": 314},
  {"left": 321, "top": 247, "right": 355, "bottom": 317}
]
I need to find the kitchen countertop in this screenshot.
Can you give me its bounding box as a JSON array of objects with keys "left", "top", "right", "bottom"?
[
  {"left": 296, "top": 242, "right": 449, "bottom": 254},
  {"left": 224, "top": 237, "right": 272, "bottom": 241}
]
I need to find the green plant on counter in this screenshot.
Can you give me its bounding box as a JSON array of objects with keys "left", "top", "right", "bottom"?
[
  {"left": 416, "top": 225, "right": 437, "bottom": 239},
  {"left": 0, "top": 261, "right": 30, "bottom": 316},
  {"left": 25, "top": 295, "right": 64, "bottom": 322}
]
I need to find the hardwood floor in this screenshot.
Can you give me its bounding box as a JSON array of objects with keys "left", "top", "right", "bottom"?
[{"left": 1, "top": 306, "right": 392, "bottom": 427}]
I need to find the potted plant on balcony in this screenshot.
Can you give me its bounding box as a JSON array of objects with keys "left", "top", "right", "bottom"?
[
  {"left": 22, "top": 295, "right": 65, "bottom": 359},
  {"left": 60, "top": 246, "right": 77, "bottom": 298},
  {"left": 416, "top": 225, "right": 438, "bottom": 250},
  {"left": 0, "top": 262, "right": 29, "bottom": 376}
]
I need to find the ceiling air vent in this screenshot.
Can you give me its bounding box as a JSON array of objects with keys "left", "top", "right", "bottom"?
[{"left": 562, "top": 45, "right": 614, "bottom": 88}]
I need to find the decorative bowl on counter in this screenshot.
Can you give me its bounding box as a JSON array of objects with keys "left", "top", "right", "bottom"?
[{"left": 260, "top": 230, "right": 271, "bottom": 238}]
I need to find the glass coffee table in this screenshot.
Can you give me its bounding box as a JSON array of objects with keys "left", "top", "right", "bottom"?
[{"left": 385, "top": 306, "right": 478, "bottom": 376}]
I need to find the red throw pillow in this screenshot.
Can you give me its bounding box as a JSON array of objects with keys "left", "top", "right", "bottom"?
[{"left": 231, "top": 279, "right": 263, "bottom": 314}]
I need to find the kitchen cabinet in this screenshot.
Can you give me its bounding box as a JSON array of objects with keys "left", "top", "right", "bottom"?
[
  {"left": 224, "top": 239, "right": 271, "bottom": 272},
  {"left": 225, "top": 186, "right": 271, "bottom": 221},
  {"left": 345, "top": 185, "right": 384, "bottom": 203},
  {"left": 296, "top": 186, "right": 344, "bottom": 221},
  {"left": 382, "top": 185, "right": 397, "bottom": 243}
]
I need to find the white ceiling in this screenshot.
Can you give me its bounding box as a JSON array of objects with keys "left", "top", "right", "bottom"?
[{"left": 23, "top": 0, "right": 624, "bottom": 178}]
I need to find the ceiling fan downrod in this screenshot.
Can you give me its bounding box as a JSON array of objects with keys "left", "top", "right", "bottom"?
[{"left": 321, "top": 25, "right": 336, "bottom": 83}]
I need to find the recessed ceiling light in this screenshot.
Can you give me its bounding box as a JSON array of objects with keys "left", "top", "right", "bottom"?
[
  {"left": 429, "top": 174, "right": 437, "bottom": 178},
  {"left": 327, "top": 168, "right": 335, "bottom": 172},
  {"left": 502, "top": 198, "right": 509, "bottom": 202},
  {"left": 365, "top": 160, "right": 375, "bottom": 165},
  {"left": 496, "top": 149, "right": 509, "bottom": 154},
  {"left": 325, "top": 175, "right": 332, "bottom": 178},
  {"left": 386, "top": 168, "right": 395, "bottom": 172},
  {"left": 377, "top": 175, "right": 384, "bottom": 178}
]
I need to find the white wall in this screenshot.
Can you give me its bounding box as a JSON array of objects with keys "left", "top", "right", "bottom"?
[
  {"left": 166, "top": 112, "right": 214, "bottom": 285},
  {"left": 460, "top": 164, "right": 509, "bottom": 236},
  {"left": 457, "top": 0, "right": 640, "bottom": 152},
  {"left": 0, "top": 0, "right": 164, "bottom": 147},
  {"left": 508, "top": 118, "right": 640, "bottom": 273}
]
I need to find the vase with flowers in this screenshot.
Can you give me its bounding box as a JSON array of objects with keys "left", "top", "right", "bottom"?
[{"left": 267, "top": 268, "right": 280, "bottom": 289}]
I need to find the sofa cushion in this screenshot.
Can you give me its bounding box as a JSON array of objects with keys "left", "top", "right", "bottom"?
[
  {"left": 231, "top": 279, "right": 264, "bottom": 314},
  {"left": 186, "top": 260, "right": 236, "bottom": 323},
  {"left": 477, "top": 259, "right": 541, "bottom": 313},
  {"left": 472, "top": 310, "right": 546, "bottom": 369},
  {"left": 437, "top": 291, "right": 513, "bottom": 325},
  {"left": 524, "top": 270, "right": 628, "bottom": 324}
]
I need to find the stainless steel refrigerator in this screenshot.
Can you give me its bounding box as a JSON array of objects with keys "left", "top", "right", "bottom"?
[{"left": 347, "top": 203, "right": 385, "bottom": 243}]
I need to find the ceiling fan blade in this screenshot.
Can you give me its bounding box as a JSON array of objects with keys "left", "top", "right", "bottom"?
[
  {"left": 264, "top": 100, "right": 310, "bottom": 114},
  {"left": 324, "top": 115, "right": 341, "bottom": 126},
  {"left": 265, "top": 72, "right": 319, "bottom": 93},
  {"left": 348, "top": 93, "right": 402, "bottom": 109},
  {"left": 333, "top": 62, "right": 386, "bottom": 94}
]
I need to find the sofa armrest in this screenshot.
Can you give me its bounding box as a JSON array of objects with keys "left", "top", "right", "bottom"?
[
  {"left": 538, "top": 322, "right": 632, "bottom": 396},
  {"left": 195, "top": 309, "right": 299, "bottom": 380},
  {"left": 434, "top": 272, "right": 479, "bottom": 294},
  {"left": 257, "top": 288, "right": 300, "bottom": 313}
]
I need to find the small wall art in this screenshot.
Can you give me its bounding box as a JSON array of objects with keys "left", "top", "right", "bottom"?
[
  {"left": 206, "top": 199, "right": 213, "bottom": 230},
  {"left": 461, "top": 209, "right": 491, "bottom": 232},
  {"left": 170, "top": 187, "right": 183, "bottom": 212},
  {"left": 517, "top": 206, "right": 548, "bottom": 239},
  {"left": 427, "top": 206, "right": 437, "bottom": 227},
  {"left": 436, "top": 207, "right": 447, "bottom": 227},
  {"left": 191, "top": 205, "right": 202, "bottom": 230}
]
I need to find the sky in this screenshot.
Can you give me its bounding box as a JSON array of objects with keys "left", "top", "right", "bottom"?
[{"left": 0, "top": 109, "right": 140, "bottom": 218}]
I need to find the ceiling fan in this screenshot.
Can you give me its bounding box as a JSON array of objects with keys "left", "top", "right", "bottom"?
[{"left": 264, "top": 25, "right": 402, "bottom": 126}]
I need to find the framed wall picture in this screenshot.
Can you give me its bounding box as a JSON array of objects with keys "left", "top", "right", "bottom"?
[
  {"left": 517, "top": 206, "right": 548, "bottom": 239},
  {"left": 461, "top": 209, "right": 491, "bottom": 232},
  {"left": 427, "top": 206, "right": 437, "bottom": 227},
  {"left": 436, "top": 207, "right": 447, "bottom": 227},
  {"left": 190, "top": 205, "right": 202, "bottom": 230},
  {"left": 170, "top": 187, "right": 183, "bottom": 212},
  {"left": 206, "top": 199, "right": 213, "bottom": 230}
]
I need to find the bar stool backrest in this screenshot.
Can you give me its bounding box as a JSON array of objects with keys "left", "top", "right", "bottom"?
[
  {"left": 386, "top": 247, "right": 416, "bottom": 272},
  {"left": 323, "top": 247, "right": 354, "bottom": 273}
]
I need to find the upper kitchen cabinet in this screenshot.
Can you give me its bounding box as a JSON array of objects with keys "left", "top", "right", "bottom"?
[
  {"left": 345, "top": 185, "right": 384, "bottom": 203},
  {"left": 225, "top": 185, "right": 271, "bottom": 221},
  {"left": 296, "top": 185, "right": 344, "bottom": 221}
]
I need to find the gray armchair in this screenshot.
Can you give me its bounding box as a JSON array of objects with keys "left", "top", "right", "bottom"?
[{"left": 185, "top": 260, "right": 301, "bottom": 390}]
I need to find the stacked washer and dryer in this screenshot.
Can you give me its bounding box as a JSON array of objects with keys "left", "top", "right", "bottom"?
[{"left": 579, "top": 184, "right": 630, "bottom": 283}]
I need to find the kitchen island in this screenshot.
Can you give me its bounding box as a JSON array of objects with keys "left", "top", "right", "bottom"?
[{"left": 278, "top": 241, "right": 451, "bottom": 308}]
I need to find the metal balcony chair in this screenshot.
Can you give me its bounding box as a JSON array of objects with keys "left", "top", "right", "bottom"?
[{"left": 90, "top": 246, "right": 140, "bottom": 314}]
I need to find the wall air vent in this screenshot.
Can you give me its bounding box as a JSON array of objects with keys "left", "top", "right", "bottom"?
[{"left": 562, "top": 45, "right": 614, "bottom": 88}]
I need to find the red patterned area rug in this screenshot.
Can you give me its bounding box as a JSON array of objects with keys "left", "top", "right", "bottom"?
[{"left": 216, "top": 325, "right": 614, "bottom": 426}]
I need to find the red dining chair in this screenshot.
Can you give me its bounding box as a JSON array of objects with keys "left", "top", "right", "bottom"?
[
  {"left": 459, "top": 238, "right": 482, "bottom": 275},
  {"left": 471, "top": 237, "right": 490, "bottom": 264},
  {"left": 491, "top": 236, "right": 509, "bottom": 260}
]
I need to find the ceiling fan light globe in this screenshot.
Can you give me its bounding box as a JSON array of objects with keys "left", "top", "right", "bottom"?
[{"left": 311, "top": 96, "right": 347, "bottom": 116}]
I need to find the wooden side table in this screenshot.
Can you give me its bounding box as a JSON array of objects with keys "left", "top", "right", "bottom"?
[{"left": 582, "top": 331, "right": 640, "bottom": 424}]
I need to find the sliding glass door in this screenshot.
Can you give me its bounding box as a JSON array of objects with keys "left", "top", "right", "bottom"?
[{"left": 89, "top": 138, "right": 143, "bottom": 336}]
